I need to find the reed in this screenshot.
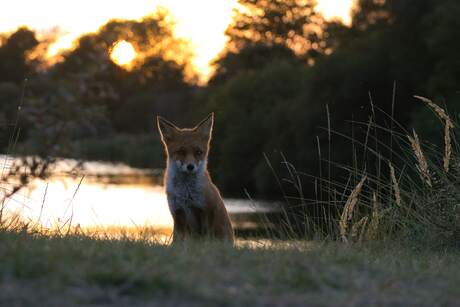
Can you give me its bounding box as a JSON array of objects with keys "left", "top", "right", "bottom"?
[
  {"left": 414, "top": 95, "right": 453, "bottom": 173},
  {"left": 339, "top": 175, "right": 366, "bottom": 243}
]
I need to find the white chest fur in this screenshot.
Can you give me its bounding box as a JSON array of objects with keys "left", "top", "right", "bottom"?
[{"left": 165, "top": 161, "right": 206, "bottom": 213}]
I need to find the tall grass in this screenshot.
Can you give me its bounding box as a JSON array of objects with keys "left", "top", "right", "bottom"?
[
  {"left": 274, "top": 95, "right": 459, "bottom": 247},
  {"left": 0, "top": 80, "right": 54, "bottom": 231}
]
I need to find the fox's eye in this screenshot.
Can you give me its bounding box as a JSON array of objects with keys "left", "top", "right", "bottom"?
[
  {"left": 176, "top": 148, "right": 186, "bottom": 156},
  {"left": 195, "top": 149, "right": 203, "bottom": 156}
]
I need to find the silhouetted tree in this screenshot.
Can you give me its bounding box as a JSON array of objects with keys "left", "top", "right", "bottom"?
[
  {"left": 209, "top": 43, "right": 300, "bottom": 85},
  {"left": 0, "top": 27, "right": 38, "bottom": 83},
  {"left": 226, "top": 0, "right": 326, "bottom": 60}
]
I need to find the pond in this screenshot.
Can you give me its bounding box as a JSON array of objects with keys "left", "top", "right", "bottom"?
[{"left": 1, "top": 158, "right": 281, "bottom": 233}]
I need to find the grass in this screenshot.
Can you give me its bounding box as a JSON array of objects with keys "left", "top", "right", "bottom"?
[{"left": 1, "top": 230, "right": 459, "bottom": 306}]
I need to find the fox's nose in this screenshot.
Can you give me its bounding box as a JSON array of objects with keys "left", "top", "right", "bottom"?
[{"left": 187, "top": 164, "right": 195, "bottom": 172}]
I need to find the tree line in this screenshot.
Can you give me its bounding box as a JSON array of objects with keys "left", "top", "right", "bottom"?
[{"left": 1, "top": 0, "right": 459, "bottom": 200}]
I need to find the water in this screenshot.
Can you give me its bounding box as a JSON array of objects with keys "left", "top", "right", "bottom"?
[{"left": 1, "top": 158, "right": 279, "bottom": 231}]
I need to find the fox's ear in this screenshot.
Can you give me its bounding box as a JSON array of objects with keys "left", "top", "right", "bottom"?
[
  {"left": 195, "top": 113, "right": 214, "bottom": 140},
  {"left": 157, "top": 116, "right": 179, "bottom": 142}
]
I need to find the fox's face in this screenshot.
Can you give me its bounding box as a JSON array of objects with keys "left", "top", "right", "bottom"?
[{"left": 157, "top": 113, "right": 213, "bottom": 175}]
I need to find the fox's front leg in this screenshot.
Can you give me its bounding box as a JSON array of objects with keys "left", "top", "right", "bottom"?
[
  {"left": 191, "top": 207, "right": 208, "bottom": 236},
  {"left": 172, "top": 208, "right": 188, "bottom": 242}
]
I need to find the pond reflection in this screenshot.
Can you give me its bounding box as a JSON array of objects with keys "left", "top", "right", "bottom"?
[
  {"left": 6, "top": 177, "right": 173, "bottom": 229},
  {"left": 2, "top": 160, "right": 280, "bottom": 232}
]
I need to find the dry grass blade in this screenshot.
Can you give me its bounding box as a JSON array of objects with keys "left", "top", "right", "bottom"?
[
  {"left": 407, "top": 129, "right": 432, "bottom": 187},
  {"left": 414, "top": 96, "right": 451, "bottom": 122},
  {"left": 372, "top": 192, "right": 378, "bottom": 216},
  {"left": 443, "top": 120, "right": 453, "bottom": 172},
  {"left": 366, "top": 192, "right": 380, "bottom": 239},
  {"left": 339, "top": 174, "right": 367, "bottom": 243},
  {"left": 351, "top": 216, "right": 368, "bottom": 242},
  {"left": 414, "top": 95, "right": 453, "bottom": 172},
  {"left": 389, "top": 162, "right": 402, "bottom": 207}
]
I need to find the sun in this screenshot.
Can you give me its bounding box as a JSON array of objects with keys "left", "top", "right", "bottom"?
[{"left": 110, "top": 40, "right": 137, "bottom": 68}]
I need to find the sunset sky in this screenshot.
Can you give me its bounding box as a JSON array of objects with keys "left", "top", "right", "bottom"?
[{"left": 0, "top": 0, "right": 354, "bottom": 81}]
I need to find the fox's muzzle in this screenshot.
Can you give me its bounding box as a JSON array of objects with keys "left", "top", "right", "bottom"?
[{"left": 175, "top": 160, "right": 203, "bottom": 174}]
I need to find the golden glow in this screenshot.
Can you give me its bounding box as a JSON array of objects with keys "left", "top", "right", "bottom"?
[
  {"left": 317, "top": 0, "right": 354, "bottom": 25},
  {"left": 154, "top": 0, "right": 239, "bottom": 83},
  {"left": 110, "top": 40, "right": 137, "bottom": 68},
  {"left": 0, "top": 0, "right": 353, "bottom": 82},
  {"left": 46, "top": 34, "right": 77, "bottom": 58},
  {"left": 5, "top": 177, "right": 174, "bottom": 229}
]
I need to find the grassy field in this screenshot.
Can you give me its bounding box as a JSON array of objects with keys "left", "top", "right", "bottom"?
[{"left": 1, "top": 230, "right": 459, "bottom": 307}]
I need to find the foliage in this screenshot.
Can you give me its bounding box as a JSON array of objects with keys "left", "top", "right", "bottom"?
[
  {"left": 226, "top": 0, "right": 326, "bottom": 60},
  {"left": 210, "top": 43, "right": 301, "bottom": 85},
  {"left": 69, "top": 133, "right": 164, "bottom": 169},
  {"left": 0, "top": 27, "right": 38, "bottom": 83},
  {"left": 206, "top": 60, "right": 315, "bottom": 197}
]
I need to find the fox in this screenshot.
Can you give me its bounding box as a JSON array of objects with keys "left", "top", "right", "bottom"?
[{"left": 156, "top": 113, "right": 234, "bottom": 244}]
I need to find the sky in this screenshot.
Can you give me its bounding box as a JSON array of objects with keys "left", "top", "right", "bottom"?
[{"left": 0, "top": 0, "right": 354, "bottom": 81}]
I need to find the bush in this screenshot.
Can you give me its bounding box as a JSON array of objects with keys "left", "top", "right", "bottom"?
[{"left": 70, "top": 133, "right": 164, "bottom": 169}]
